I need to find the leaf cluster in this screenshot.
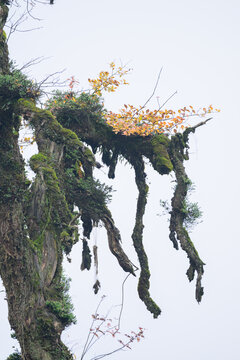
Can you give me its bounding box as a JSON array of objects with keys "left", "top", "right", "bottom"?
[
  {"left": 106, "top": 105, "right": 216, "bottom": 137},
  {"left": 44, "top": 62, "right": 220, "bottom": 140},
  {"left": 88, "top": 61, "right": 130, "bottom": 96}
]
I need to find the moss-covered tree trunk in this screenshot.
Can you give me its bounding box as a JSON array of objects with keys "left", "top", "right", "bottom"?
[
  {"left": 0, "top": 2, "right": 207, "bottom": 359},
  {"left": 0, "top": 3, "right": 75, "bottom": 359}
]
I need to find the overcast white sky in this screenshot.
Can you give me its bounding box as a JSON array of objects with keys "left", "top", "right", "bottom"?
[{"left": 1, "top": 0, "right": 240, "bottom": 359}]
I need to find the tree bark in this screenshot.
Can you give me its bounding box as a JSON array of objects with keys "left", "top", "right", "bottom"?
[{"left": 0, "top": 5, "right": 74, "bottom": 358}]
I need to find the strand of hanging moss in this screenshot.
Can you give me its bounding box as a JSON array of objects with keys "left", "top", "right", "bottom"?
[
  {"left": 130, "top": 155, "right": 161, "bottom": 318},
  {"left": 102, "top": 214, "right": 136, "bottom": 275},
  {"left": 169, "top": 133, "right": 204, "bottom": 302}
]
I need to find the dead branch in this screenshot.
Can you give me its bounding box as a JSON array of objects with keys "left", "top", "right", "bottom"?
[
  {"left": 190, "top": 117, "right": 212, "bottom": 130},
  {"left": 18, "top": 56, "right": 47, "bottom": 71},
  {"left": 158, "top": 90, "right": 177, "bottom": 110},
  {"left": 37, "top": 69, "right": 67, "bottom": 89},
  {"left": 6, "top": 4, "right": 42, "bottom": 41},
  {"left": 132, "top": 67, "right": 163, "bottom": 117},
  {"left": 117, "top": 273, "right": 131, "bottom": 330}
]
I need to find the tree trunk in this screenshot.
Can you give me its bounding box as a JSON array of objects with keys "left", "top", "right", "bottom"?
[{"left": 0, "top": 4, "right": 74, "bottom": 358}]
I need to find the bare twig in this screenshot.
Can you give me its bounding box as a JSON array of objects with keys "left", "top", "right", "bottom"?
[
  {"left": 26, "top": 0, "right": 42, "bottom": 21},
  {"left": 82, "top": 300, "right": 126, "bottom": 357},
  {"left": 158, "top": 90, "right": 178, "bottom": 110},
  {"left": 34, "top": 69, "right": 67, "bottom": 100},
  {"left": 117, "top": 273, "right": 130, "bottom": 330},
  {"left": 141, "top": 68, "right": 163, "bottom": 110},
  {"left": 6, "top": 0, "right": 52, "bottom": 40},
  {"left": 132, "top": 67, "right": 163, "bottom": 117},
  {"left": 18, "top": 56, "right": 48, "bottom": 71},
  {"left": 80, "top": 296, "right": 108, "bottom": 360},
  {"left": 80, "top": 270, "right": 141, "bottom": 360},
  {"left": 6, "top": 5, "right": 42, "bottom": 41},
  {"left": 37, "top": 70, "right": 67, "bottom": 89},
  {"left": 90, "top": 326, "right": 145, "bottom": 360}
]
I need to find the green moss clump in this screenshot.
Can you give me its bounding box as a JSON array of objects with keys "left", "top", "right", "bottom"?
[
  {"left": 36, "top": 310, "right": 60, "bottom": 342},
  {"left": 60, "top": 230, "right": 76, "bottom": 254},
  {"left": 0, "top": 70, "right": 40, "bottom": 109},
  {"left": 29, "top": 153, "right": 48, "bottom": 170},
  {"left": 45, "top": 299, "right": 76, "bottom": 326},
  {"left": 81, "top": 239, "right": 91, "bottom": 270},
  {"left": 1, "top": 30, "right": 7, "bottom": 41},
  {"left": 60, "top": 230, "right": 69, "bottom": 239},
  {"left": 70, "top": 177, "right": 112, "bottom": 222},
  {"left": 28, "top": 151, "right": 78, "bottom": 256},
  {"left": 150, "top": 135, "right": 173, "bottom": 174},
  {"left": 30, "top": 153, "right": 72, "bottom": 228},
  {"left": 45, "top": 91, "right": 103, "bottom": 129},
  {"left": 6, "top": 351, "right": 22, "bottom": 360},
  {"left": 45, "top": 274, "right": 76, "bottom": 326},
  {"left": 0, "top": 133, "right": 26, "bottom": 204},
  {"left": 83, "top": 147, "right": 95, "bottom": 163}
]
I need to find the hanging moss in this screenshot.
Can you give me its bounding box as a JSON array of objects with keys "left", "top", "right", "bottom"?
[
  {"left": 150, "top": 135, "right": 173, "bottom": 174},
  {"left": 169, "top": 131, "right": 205, "bottom": 302},
  {"left": 93, "top": 279, "right": 101, "bottom": 294},
  {"left": 102, "top": 214, "right": 135, "bottom": 276},
  {"left": 43, "top": 91, "right": 206, "bottom": 313},
  {"left": 130, "top": 155, "right": 161, "bottom": 318},
  {"left": 81, "top": 239, "right": 92, "bottom": 270}
]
